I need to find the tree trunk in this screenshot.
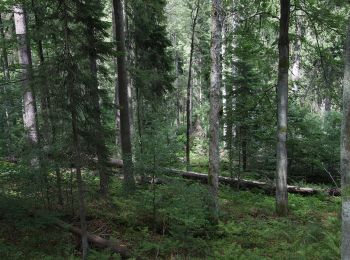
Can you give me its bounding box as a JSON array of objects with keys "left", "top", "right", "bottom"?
[
  {"left": 56, "top": 220, "right": 130, "bottom": 259},
  {"left": 186, "top": 0, "right": 200, "bottom": 170},
  {"left": 0, "top": 14, "right": 12, "bottom": 156},
  {"left": 341, "top": 18, "right": 350, "bottom": 260},
  {"left": 112, "top": 4, "right": 121, "bottom": 155},
  {"left": 241, "top": 127, "right": 247, "bottom": 171},
  {"left": 124, "top": 0, "right": 135, "bottom": 138},
  {"left": 208, "top": 0, "right": 222, "bottom": 223},
  {"left": 86, "top": 21, "right": 110, "bottom": 197},
  {"left": 13, "top": 5, "right": 39, "bottom": 162},
  {"left": 113, "top": 0, "right": 136, "bottom": 191},
  {"left": 228, "top": 0, "right": 238, "bottom": 180},
  {"left": 31, "top": 0, "right": 51, "bottom": 150},
  {"left": 63, "top": 3, "right": 88, "bottom": 257},
  {"left": 291, "top": 10, "right": 302, "bottom": 91},
  {"left": 276, "top": 0, "right": 290, "bottom": 217},
  {"left": 72, "top": 115, "right": 89, "bottom": 260}
]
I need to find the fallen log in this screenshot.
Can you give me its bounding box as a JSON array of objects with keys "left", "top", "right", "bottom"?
[
  {"left": 164, "top": 168, "right": 324, "bottom": 196},
  {"left": 106, "top": 159, "right": 339, "bottom": 196},
  {"left": 56, "top": 220, "right": 130, "bottom": 259}
]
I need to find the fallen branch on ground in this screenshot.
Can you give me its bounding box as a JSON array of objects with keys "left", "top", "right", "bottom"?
[{"left": 56, "top": 219, "right": 130, "bottom": 259}]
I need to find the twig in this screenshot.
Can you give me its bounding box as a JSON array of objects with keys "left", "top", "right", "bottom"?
[{"left": 322, "top": 163, "right": 339, "bottom": 189}]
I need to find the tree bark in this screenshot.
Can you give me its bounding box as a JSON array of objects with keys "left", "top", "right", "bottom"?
[
  {"left": 291, "top": 10, "right": 302, "bottom": 91},
  {"left": 31, "top": 0, "right": 51, "bottom": 148},
  {"left": 13, "top": 5, "right": 40, "bottom": 161},
  {"left": 227, "top": 0, "right": 238, "bottom": 180},
  {"left": 113, "top": 0, "right": 136, "bottom": 191},
  {"left": 186, "top": 0, "right": 200, "bottom": 171},
  {"left": 0, "top": 14, "right": 12, "bottom": 156},
  {"left": 276, "top": 0, "right": 290, "bottom": 216},
  {"left": 85, "top": 20, "right": 110, "bottom": 197},
  {"left": 208, "top": 0, "right": 222, "bottom": 222},
  {"left": 112, "top": 4, "right": 121, "bottom": 155},
  {"left": 341, "top": 17, "right": 350, "bottom": 260}
]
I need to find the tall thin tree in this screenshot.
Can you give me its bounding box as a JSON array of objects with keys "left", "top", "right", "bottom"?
[
  {"left": 276, "top": 0, "right": 290, "bottom": 216},
  {"left": 186, "top": 0, "right": 200, "bottom": 171},
  {"left": 341, "top": 17, "right": 350, "bottom": 260},
  {"left": 61, "top": 1, "right": 88, "bottom": 257},
  {"left": 113, "top": 0, "right": 135, "bottom": 191},
  {"left": 13, "top": 5, "right": 39, "bottom": 164},
  {"left": 0, "top": 14, "right": 11, "bottom": 156},
  {"left": 208, "top": 0, "right": 222, "bottom": 222}
]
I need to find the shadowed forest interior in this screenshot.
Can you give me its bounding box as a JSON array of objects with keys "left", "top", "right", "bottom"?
[{"left": 0, "top": 0, "right": 350, "bottom": 259}]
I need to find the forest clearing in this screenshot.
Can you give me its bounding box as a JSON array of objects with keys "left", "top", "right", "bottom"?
[{"left": 0, "top": 0, "right": 349, "bottom": 259}]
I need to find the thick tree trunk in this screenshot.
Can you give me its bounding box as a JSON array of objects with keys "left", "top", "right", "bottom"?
[
  {"left": 186, "top": 0, "right": 200, "bottom": 170},
  {"left": 113, "top": 0, "right": 135, "bottom": 191},
  {"left": 13, "top": 5, "right": 40, "bottom": 159},
  {"left": 208, "top": 0, "right": 222, "bottom": 222},
  {"left": 341, "top": 18, "right": 350, "bottom": 260},
  {"left": 276, "top": 0, "right": 290, "bottom": 216}
]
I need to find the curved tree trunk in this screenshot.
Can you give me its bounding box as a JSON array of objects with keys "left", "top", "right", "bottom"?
[{"left": 276, "top": 0, "right": 290, "bottom": 216}]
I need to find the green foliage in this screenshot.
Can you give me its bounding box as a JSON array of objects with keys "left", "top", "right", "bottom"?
[
  {"left": 215, "top": 187, "right": 341, "bottom": 259},
  {"left": 288, "top": 103, "right": 341, "bottom": 183}
]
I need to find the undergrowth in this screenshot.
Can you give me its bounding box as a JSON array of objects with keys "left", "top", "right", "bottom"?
[{"left": 0, "top": 161, "right": 341, "bottom": 259}]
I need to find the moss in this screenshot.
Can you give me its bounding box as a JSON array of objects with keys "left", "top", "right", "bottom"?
[
  {"left": 279, "top": 127, "right": 288, "bottom": 133},
  {"left": 343, "top": 186, "right": 350, "bottom": 197}
]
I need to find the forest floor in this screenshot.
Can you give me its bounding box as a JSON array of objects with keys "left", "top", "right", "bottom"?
[{"left": 0, "top": 159, "right": 341, "bottom": 259}]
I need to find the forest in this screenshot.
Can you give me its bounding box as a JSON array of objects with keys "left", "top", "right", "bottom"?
[{"left": 0, "top": 0, "right": 350, "bottom": 259}]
